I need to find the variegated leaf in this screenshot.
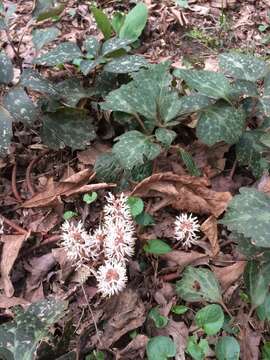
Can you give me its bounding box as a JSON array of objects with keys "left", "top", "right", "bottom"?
[
  {"left": 197, "top": 103, "right": 246, "bottom": 146},
  {"left": 174, "top": 69, "right": 233, "bottom": 100},
  {"left": 101, "top": 37, "right": 132, "bottom": 56},
  {"left": 20, "top": 69, "right": 59, "bottom": 96},
  {"left": 155, "top": 128, "right": 176, "bottom": 147},
  {"left": 79, "top": 58, "right": 103, "bottom": 76},
  {"left": 83, "top": 36, "right": 100, "bottom": 57},
  {"left": 231, "top": 79, "right": 258, "bottom": 97},
  {"left": 221, "top": 187, "right": 270, "bottom": 247},
  {"left": 112, "top": 130, "right": 161, "bottom": 170},
  {"left": 219, "top": 52, "right": 269, "bottom": 81},
  {"left": 104, "top": 55, "right": 148, "bottom": 73},
  {"left": 33, "top": 42, "right": 82, "bottom": 66},
  {"left": 94, "top": 153, "right": 123, "bottom": 182},
  {"left": 0, "top": 52, "right": 13, "bottom": 84},
  {"left": 3, "top": 88, "right": 38, "bottom": 125},
  {"left": 55, "top": 78, "right": 95, "bottom": 107},
  {"left": 32, "top": 27, "right": 60, "bottom": 50},
  {"left": 0, "top": 105, "right": 13, "bottom": 156},
  {"left": 259, "top": 72, "right": 270, "bottom": 117}
]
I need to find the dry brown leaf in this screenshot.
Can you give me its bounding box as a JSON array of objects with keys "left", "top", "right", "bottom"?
[
  {"left": 162, "top": 250, "right": 208, "bottom": 269},
  {"left": 240, "top": 319, "right": 261, "bottom": 360},
  {"left": 116, "top": 335, "right": 148, "bottom": 360},
  {"left": 1, "top": 233, "right": 30, "bottom": 297},
  {"left": 132, "top": 172, "right": 232, "bottom": 217},
  {"left": 201, "top": 216, "right": 220, "bottom": 256},
  {"left": 0, "top": 294, "right": 30, "bottom": 308},
  {"left": 211, "top": 0, "right": 236, "bottom": 8},
  {"left": 100, "top": 288, "right": 146, "bottom": 349},
  {"left": 213, "top": 261, "right": 246, "bottom": 290},
  {"left": 77, "top": 143, "right": 110, "bottom": 165},
  {"left": 22, "top": 169, "right": 115, "bottom": 208},
  {"left": 52, "top": 248, "right": 73, "bottom": 282}
]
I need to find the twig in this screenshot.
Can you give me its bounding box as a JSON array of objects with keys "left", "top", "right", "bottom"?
[
  {"left": 0, "top": 214, "right": 28, "bottom": 235},
  {"left": 12, "top": 163, "right": 22, "bottom": 202},
  {"left": 26, "top": 150, "right": 49, "bottom": 196},
  {"left": 229, "top": 159, "right": 237, "bottom": 180}
]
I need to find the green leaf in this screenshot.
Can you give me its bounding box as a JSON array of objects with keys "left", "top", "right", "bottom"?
[
  {"left": 127, "top": 196, "right": 144, "bottom": 217},
  {"left": 3, "top": 88, "right": 38, "bottom": 125},
  {"left": 174, "top": 68, "right": 233, "bottom": 100},
  {"left": 231, "top": 79, "right": 258, "bottom": 97},
  {"left": 135, "top": 212, "right": 155, "bottom": 226},
  {"left": 55, "top": 78, "right": 95, "bottom": 107},
  {"left": 33, "top": 42, "right": 82, "bottom": 66},
  {"left": 197, "top": 103, "right": 245, "bottom": 146},
  {"left": 112, "top": 130, "right": 161, "bottom": 170},
  {"left": 175, "top": 94, "right": 215, "bottom": 117},
  {"left": 101, "top": 37, "right": 132, "bottom": 56},
  {"left": 175, "top": 0, "right": 189, "bottom": 8},
  {"left": 256, "top": 292, "right": 270, "bottom": 320},
  {"left": 33, "top": 0, "right": 65, "bottom": 21},
  {"left": 83, "top": 192, "right": 98, "bottom": 204},
  {"left": 20, "top": 69, "right": 59, "bottom": 96},
  {"left": 111, "top": 12, "right": 125, "bottom": 34},
  {"left": 262, "top": 342, "right": 270, "bottom": 360},
  {"left": 236, "top": 130, "right": 269, "bottom": 178},
  {"left": 32, "top": 27, "right": 60, "bottom": 50},
  {"left": 0, "top": 51, "right": 13, "bottom": 84},
  {"left": 171, "top": 305, "right": 189, "bottom": 315},
  {"left": 195, "top": 304, "right": 224, "bottom": 335},
  {"left": 176, "top": 266, "right": 222, "bottom": 303},
  {"left": 94, "top": 153, "right": 123, "bottom": 183},
  {"left": 221, "top": 187, "right": 270, "bottom": 248},
  {"left": 179, "top": 148, "right": 201, "bottom": 176},
  {"left": 41, "top": 109, "right": 96, "bottom": 150},
  {"left": 104, "top": 55, "right": 148, "bottom": 73},
  {"left": 155, "top": 128, "right": 176, "bottom": 147},
  {"left": 186, "top": 336, "right": 209, "bottom": 360},
  {"left": 149, "top": 307, "right": 169, "bottom": 328},
  {"left": 79, "top": 58, "right": 103, "bottom": 76},
  {"left": 63, "top": 211, "right": 77, "bottom": 220},
  {"left": 0, "top": 105, "right": 13, "bottom": 157},
  {"left": 219, "top": 52, "right": 269, "bottom": 81},
  {"left": 146, "top": 336, "right": 176, "bottom": 360},
  {"left": 144, "top": 239, "right": 172, "bottom": 255},
  {"left": 91, "top": 6, "right": 113, "bottom": 40},
  {"left": 244, "top": 260, "right": 270, "bottom": 308},
  {"left": 83, "top": 36, "right": 100, "bottom": 57},
  {"left": 235, "top": 232, "right": 270, "bottom": 261},
  {"left": 215, "top": 336, "right": 240, "bottom": 360},
  {"left": 119, "top": 3, "right": 148, "bottom": 41}
]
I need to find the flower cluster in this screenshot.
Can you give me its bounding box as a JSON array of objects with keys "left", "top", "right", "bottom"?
[
  {"left": 60, "top": 193, "right": 135, "bottom": 297},
  {"left": 174, "top": 213, "right": 200, "bottom": 248}
]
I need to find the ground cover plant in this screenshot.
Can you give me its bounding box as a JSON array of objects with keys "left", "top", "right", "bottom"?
[{"left": 1, "top": 0, "right": 270, "bottom": 359}]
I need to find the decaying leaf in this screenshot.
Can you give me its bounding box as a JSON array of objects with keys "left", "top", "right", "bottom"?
[
  {"left": 213, "top": 261, "right": 246, "bottom": 290},
  {"left": 162, "top": 250, "right": 208, "bottom": 269},
  {"left": 116, "top": 335, "right": 149, "bottom": 359},
  {"left": 100, "top": 288, "right": 146, "bottom": 349},
  {"left": 1, "top": 233, "right": 30, "bottom": 297},
  {"left": 22, "top": 169, "right": 115, "bottom": 208},
  {"left": 0, "top": 294, "right": 30, "bottom": 308},
  {"left": 201, "top": 216, "right": 220, "bottom": 256},
  {"left": 132, "top": 172, "right": 232, "bottom": 216}
]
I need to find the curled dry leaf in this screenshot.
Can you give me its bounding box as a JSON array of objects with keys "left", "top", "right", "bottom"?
[
  {"left": 0, "top": 294, "right": 30, "bottom": 308},
  {"left": 131, "top": 172, "right": 232, "bottom": 217},
  {"left": 162, "top": 250, "right": 208, "bottom": 269},
  {"left": 239, "top": 316, "right": 261, "bottom": 360},
  {"left": 100, "top": 288, "right": 146, "bottom": 349},
  {"left": 201, "top": 216, "right": 220, "bottom": 256},
  {"left": 116, "top": 334, "right": 149, "bottom": 360},
  {"left": 213, "top": 261, "right": 246, "bottom": 291},
  {"left": 22, "top": 169, "right": 115, "bottom": 208},
  {"left": 1, "top": 233, "right": 30, "bottom": 297}
]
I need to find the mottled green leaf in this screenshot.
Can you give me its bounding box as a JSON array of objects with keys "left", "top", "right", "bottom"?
[
  {"left": 259, "top": 97, "right": 270, "bottom": 117},
  {"left": 119, "top": 3, "right": 148, "bottom": 41},
  {"left": 0, "top": 105, "right": 13, "bottom": 156},
  {"left": 236, "top": 130, "right": 269, "bottom": 178},
  {"left": 219, "top": 52, "right": 269, "bottom": 81},
  {"left": 20, "top": 69, "right": 59, "bottom": 96},
  {"left": 104, "top": 55, "right": 147, "bottom": 73},
  {"left": 5, "top": 3, "right": 16, "bottom": 25},
  {"left": 176, "top": 266, "right": 222, "bottom": 303},
  {"left": 32, "top": 26, "right": 60, "bottom": 50},
  {"left": 231, "top": 79, "right": 259, "bottom": 97},
  {"left": 144, "top": 239, "right": 172, "bottom": 255},
  {"left": 175, "top": 94, "right": 215, "bottom": 117},
  {"left": 55, "top": 78, "right": 95, "bottom": 107},
  {"left": 155, "top": 128, "right": 176, "bottom": 147},
  {"left": 221, "top": 187, "right": 270, "bottom": 247},
  {"left": 35, "top": 3, "right": 65, "bottom": 22},
  {"left": 83, "top": 36, "right": 100, "bottom": 57},
  {"left": 195, "top": 304, "right": 224, "bottom": 336},
  {"left": 41, "top": 109, "right": 96, "bottom": 150},
  {"left": 215, "top": 336, "right": 240, "bottom": 360},
  {"left": 91, "top": 6, "right": 113, "bottom": 40},
  {"left": 146, "top": 336, "right": 176, "bottom": 360},
  {"left": 79, "top": 58, "right": 103, "bottom": 76},
  {"left": 197, "top": 104, "right": 246, "bottom": 146},
  {"left": 174, "top": 69, "right": 233, "bottom": 100},
  {"left": 94, "top": 153, "right": 122, "bottom": 182},
  {"left": 0, "top": 52, "right": 13, "bottom": 84},
  {"left": 244, "top": 260, "right": 270, "bottom": 307},
  {"left": 180, "top": 148, "right": 202, "bottom": 176},
  {"left": 256, "top": 292, "right": 270, "bottom": 320},
  {"left": 112, "top": 130, "right": 161, "bottom": 170},
  {"left": 33, "top": 42, "right": 82, "bottom": 66},
  {"left": 101, "top": 37, "right": 132, "bottom": 56},
  {"left": 3, "top": 88, "right": 38, "bottom": 125}
]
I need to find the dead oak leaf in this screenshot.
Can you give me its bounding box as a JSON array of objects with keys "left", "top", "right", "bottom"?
[
  {"left": 162, "top": 250, "right": 208, "bottom": 270},
  {"left": 201, "top": 216, "right": 220, "bottom": 256},
  {"left": 22, "top": 169, "right": 115, "bottom": 208},
  {"left": 132, "top": 172, "right": 232, "bottom": 217},
  {"left": 213, "top": 261, "right": 246, "bottom": 291},
  {"left": 1, "top": 232, "right": 30, "bottom": 297}
]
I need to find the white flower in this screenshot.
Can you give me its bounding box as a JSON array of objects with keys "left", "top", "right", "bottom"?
[
  {"left": 104, "top": 192, "right": 132, "bottom": 222},
  {"left": 85, "top": 226, "right": 106, "bottom": 260},
  {"left": 60, "top": 221, "right": 91, "bottom": 268},
  {"left": 174, "top": 213, "right": 200, "bottom": 248},
  {"left": 96, "top": 260, "right": 127, "bottom": 297},
  {"left": 0, "top": 217, "right": 4, "bottom": 236}
]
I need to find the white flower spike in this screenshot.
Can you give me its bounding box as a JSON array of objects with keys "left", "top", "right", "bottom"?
[
  {"left": 85, "top": 226, "right": 106, "bottom": 260},
  {"left": 0, "top": 217, "right": 4, "bottom": 236},
  {"left": 174, "top": 213, "right": 200, "bottom": 248},
  {"left": 96, "top": 260, "right": 127, "bottom": 297}
]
